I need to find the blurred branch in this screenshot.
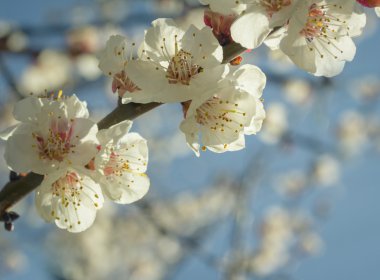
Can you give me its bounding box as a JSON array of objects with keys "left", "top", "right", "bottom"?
[{"left": 0, "top": 43, "right": 246, "bottom": 225}]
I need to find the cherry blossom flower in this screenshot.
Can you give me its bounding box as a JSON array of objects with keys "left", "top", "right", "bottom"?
[
  {"left": 95, "top": 121, "right": 150, "bottom": 204},
  {"left": 180, "top": 64, "right": 266, "bottom": 156},
  {"left": 123, "top": 18, "right": 226, "bottom": 104},
  {"left": 35, "top": 167, "right": 104, "bottom": 233},
  {"left": 279, "top": 0, "right": 366, "bottom": 77},
  {"left": 376, "top": 7, "right": 380, "bottom": 15},
  {"left": 231, "top": 0, "right": 300, "bottom": 49},
  {"left": 4, "top": 94, "right": 98, "bottom": 174},
  {"left": 98, "top": 35, "right": 139, "bottom": 97}
]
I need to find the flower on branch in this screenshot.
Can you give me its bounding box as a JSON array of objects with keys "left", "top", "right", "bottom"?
[
  {"left": 4, "top": 94, "right": 99, "bottom": 175},
  {"left": 122, "top": 18, "right": 226, "bottom": 104},
  {"left": 35, "top": 167, "right": 104, "bottom": 233},
  {"left": 180, "top": 64, "right": 266, "bottom": 156},
  {"left": 94, "top": 120, "right": 150, "bottom": 204}
]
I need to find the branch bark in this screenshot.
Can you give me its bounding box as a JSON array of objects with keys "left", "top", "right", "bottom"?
[{"left": 0, "top": 43, "right": 245, "bottom": 217}]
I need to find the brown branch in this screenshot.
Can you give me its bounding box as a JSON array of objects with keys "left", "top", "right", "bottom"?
[{"left": 0, "top": 43, "right": 246, "bottom": 220}]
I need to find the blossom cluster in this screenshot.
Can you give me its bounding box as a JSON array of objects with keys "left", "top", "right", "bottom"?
[{"left": 1, "top": 94, "right": 150, "bottom": 232}]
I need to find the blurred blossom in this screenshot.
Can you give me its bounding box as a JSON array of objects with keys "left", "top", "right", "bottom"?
[
  {"left": 6, "top": 31, "right": 28, "bottom": 52},
  {"left": 276, "top": 170, "right": 308, "bottom": 197},
  {"left": 337, "top": 111, "right": 368, "bottom": 156},
  {"left": 48, "top": 184, "right": 236, "bottom": 279},
  {"left": 298, "top": 233, "right": 323, "bottom": 256},
  {"left": 283, "top": 79, "right": 312, "bottom": 106},
  {"left": 0, "top": 21, "right": 11, "bottom": 38},
  {"left": 0, "top": 237, "right": 28, "bottom": 275},
  {"left": 19, "top": 50, "right": 71, "bottom": 95},
  {"left": 75, "top": 54, "right": 102, "bottom": 80},
  {"left": 67, "top": 26, "right": 100, "bottom": 54},
  {"left": 245, "top": 208, "right": 320, "bottom": 276},
  {"left": 154, "top": 0, "right": 184, "bottom": 15},
  {"left": 312, "top": 155, "right": 340, "bottom": 187},
  {"left": 366, "top": 116, "right": 380, "bottom": 151},
  {"left": 351, "top": 75, "right": 380, "bottom": 102},
  {"left": 259, "top": 103, "right": 288, "bottom": 144}
]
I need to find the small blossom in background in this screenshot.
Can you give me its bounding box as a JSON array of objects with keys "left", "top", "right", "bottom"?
[
  {"left": 180, "top": 64, "right": 266, "bottom": 156},
  {"left": 98, "top": 35, "right": 139, "bottom": 97},
  {"left": 95, "top": 120, "right": 150, "bottom": 204},
  {"left": 123, "top": 18, "right": 226, "bottom": 104},
  {"left": 3, "top": 94, "right": 98, "bottom": 175},
  {"left": 259, "top": 103, "right": 288, "bottom": 144}
]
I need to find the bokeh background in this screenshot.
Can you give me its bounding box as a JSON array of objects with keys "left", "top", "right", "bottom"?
[{"left": 0, "top": 0, "right": 380, "bottom": 279}]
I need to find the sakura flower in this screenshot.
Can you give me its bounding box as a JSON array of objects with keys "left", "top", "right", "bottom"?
[
  {"left": 35, "top": 168, "right": 104, "bottom": 233},
  {"left": 4, "top": 94, "right": 98, "bottom": 174},
  {"left": 180, "top": 64, "right": 266, "bottom": 156},
  {"left": 95, "top": 120, "right": 150, "bottom": 204},
  {"left": 199, "top": 0, "right": 247, "bottom": 15},
  {"left": 231, "top": 0, "right": 300, "bottom": 49},
  {"left": 98, "top": 35, "right": 139, "bottom": 97},
  {"left": 376, "top": 7, "right": 380, "bottom": 16},
  {"left": 123, "top": 18, "right": 226, "bottom": 104},
  {"left": 280, "top": 0, "right": 366, "bottom": 77}
]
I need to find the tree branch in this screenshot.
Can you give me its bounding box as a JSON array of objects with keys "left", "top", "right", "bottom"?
[{"left": 0, "top": 43, "right": 246, "bottom": 220}]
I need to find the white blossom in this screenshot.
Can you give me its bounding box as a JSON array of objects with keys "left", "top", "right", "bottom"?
[
  {"left": 280, "top": 0, "right": 366, "bottom": 77},
  {"left": 4, "top": 94, "right": 98, "bottom": 174},
  {"left": 123, "top": 18, "right": 226, "bottom": 104},
  {"left": 376, "top": 7, "right": 380, "bottom": 16},
  {"left": 95, "top": 120, "right": 150, "bottom": 204},
  {"left": 180, "top": 64, "right": 266, "bottom": 156},
  {"left": 35, "top": 167, "right": 104, "bottom": 233}
]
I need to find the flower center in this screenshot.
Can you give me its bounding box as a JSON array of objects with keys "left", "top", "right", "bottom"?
[
  {"left": 260, "top": 0, "right": 292, "bottom": 17},
  {"left": 166, "top": 49, "right": 202, "bottom": 86},
  {"left": 112, "top": 70, "right": 140, "bottom": 97},
  {"left": 33, "top": 118, "right": 75, "bottom": 162},
  {"left": 195, "top": 97, "right": 246, "bottom": 132},
  {"left": 103, "top": 151, "right": 130, "bottom": 177},
  {"left": 300, "top": 3, "right": 346, "bottom": 58}
]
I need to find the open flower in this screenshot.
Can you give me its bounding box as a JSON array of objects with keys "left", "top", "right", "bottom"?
[
  {"left": 98, "top": 35, "right": 139, "bottom": 97},
  {"left": 4, "top": 94, "right": 98, "bottom": 174},
  {"left": 180, "top": 64, "right": 266, "bottom": 156},
  {"left": 376, "top": 7, "right": 380, "bottom": 16},
  {"left": 35, "top": 167, "right": 104, "bottom": 233},
  {"left": 123, "top": 18, "right": 226, "bottom": 104},
  {"left": 279, "top": 0, "right": 366, "bottom": 77},
  {"left": 95, "top": 121, "right": 150, "bottom": 204}
]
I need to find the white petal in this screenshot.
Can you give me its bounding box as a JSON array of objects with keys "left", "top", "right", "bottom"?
[
  {"left": 231, "top": 11, "right": 270, "bottom": 49},
  {"left": 101, "top": 172, "right": 150, "bottom": 204},
  {"left": 13, "top": 96, "right": 43, "bottom": 122},
  {"left": 181, "top": 25, "right": 223, "bottom": 68}
]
